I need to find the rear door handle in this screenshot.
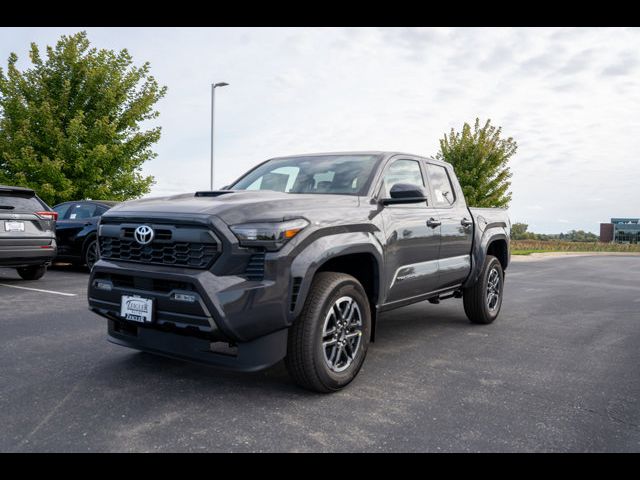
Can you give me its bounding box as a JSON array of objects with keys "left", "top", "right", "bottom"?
[
  {"left": 461, "top": 218, "right": 473, "bottom": 227},
  {"left": 427, "top": 218, "right": 441, "bottom": 228}
]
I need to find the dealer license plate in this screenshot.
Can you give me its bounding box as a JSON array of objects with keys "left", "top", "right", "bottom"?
[
  {"left": 120, "top": 295, "right": 153, "bottom": 323},
  {"left": 4, "top": 221, "right": 25, "bottom": 232}
]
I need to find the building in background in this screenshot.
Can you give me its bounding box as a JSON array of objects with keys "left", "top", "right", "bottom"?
[
  {"left": 599, "top": 218, "right": 640, "bottom": 243},
  {"left": 600, "top": 222, "right": 614, "bottom": 242}
]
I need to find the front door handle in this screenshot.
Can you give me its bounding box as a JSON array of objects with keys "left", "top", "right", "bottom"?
[
  {"left": 427, "top": 218, "right": 441, "bottom": 228},
  {"left": 461, "top": 218, "right": 473, "bottom": 227}
]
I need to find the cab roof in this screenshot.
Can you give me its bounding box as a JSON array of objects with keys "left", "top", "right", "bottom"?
[{"left": 271, "top": 151, "right": 446, "bottom": 164}]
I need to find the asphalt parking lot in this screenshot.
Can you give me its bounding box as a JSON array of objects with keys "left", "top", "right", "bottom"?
[{"left": 1, "top": 255, "right": 639, "bottom": 452}]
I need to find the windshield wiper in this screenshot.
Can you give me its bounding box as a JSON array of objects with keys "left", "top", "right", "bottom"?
[{"left": 0, "top": 205, "right": 16, "bottom": 210}]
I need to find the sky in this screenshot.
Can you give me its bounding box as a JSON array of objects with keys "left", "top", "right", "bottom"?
[{"left": 1, "top": 27, "right": 639, "bottom": 233}]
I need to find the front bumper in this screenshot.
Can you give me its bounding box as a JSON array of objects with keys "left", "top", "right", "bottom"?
[
  {"left": 88, "top": 258, "right": 292, "bottom": 371},
  {"left": 107, "top": 318, "right": 287, "bottom": 372}
]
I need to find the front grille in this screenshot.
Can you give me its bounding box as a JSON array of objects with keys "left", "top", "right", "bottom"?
[
  {"left": 100, "top": 273, "right": 194, "bottom": 293},
  {"left": 99, "top": 236, "right": 219, "bottom": 269},
  {"left": 122, "top": 227, "right": 172, "bottom": 241}
]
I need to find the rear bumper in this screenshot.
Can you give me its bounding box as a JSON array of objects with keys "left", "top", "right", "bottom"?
[{"left": 0, "top": 244, "right": 56, "bottom": 267}]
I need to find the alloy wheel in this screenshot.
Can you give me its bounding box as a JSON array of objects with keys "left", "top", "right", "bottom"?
[
  {"left": 486, "top": 267, "right": 501, "bottom": 312},
  {"left": 322, "top": 296, "right": 363, "bottom": 373}
]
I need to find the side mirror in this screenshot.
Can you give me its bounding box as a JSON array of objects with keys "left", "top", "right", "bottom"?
[{"left": 382, "top": 183, "right": 428, "bottom": 205}]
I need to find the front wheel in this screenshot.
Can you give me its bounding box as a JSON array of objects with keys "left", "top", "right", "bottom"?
[
  {"left": 16, "top": 265, "right": 47, "bottom": 281},
  {"left": 285, "top": 272, "right": 371, "bottom": 393},
  {"left": 463, "top": 255, "right": 504, "bottom": 324},
  {"left": 84, "top": 238, "right": 99, "bottom": 270}
]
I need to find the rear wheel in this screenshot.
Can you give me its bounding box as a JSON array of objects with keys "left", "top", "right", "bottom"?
[
  {"left": 285, "top": 272, "right": 371, "bottom": 393},
  {"left": 463, "top": 255, "right": 504, "bottom": 324},
  {"left": 16, "top": 265, "right": 47, "bottom": 281}
]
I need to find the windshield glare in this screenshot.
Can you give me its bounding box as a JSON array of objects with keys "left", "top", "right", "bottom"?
[{"left": 230, "top": 155, "right": 380, "bottom": 196}]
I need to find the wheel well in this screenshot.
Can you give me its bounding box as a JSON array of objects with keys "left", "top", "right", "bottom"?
[
  {"left": 315, "top": 253, "right": 380, "bottom": 329},
  {"left": 487, "top": 239, "right": 508, "bottom": 269},
  {"left": 81, "top": 233, "right": 97, "bottom": 257}
]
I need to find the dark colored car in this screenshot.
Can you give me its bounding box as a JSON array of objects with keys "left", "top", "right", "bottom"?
[
  {"left": 88, "top": 152, "right": 510, "bottom": 392},
  {"left": 53, "top": 200, "right": 120, "bottom": 269},
  {"left": 0, "top": 185, "right": 57, "bottom": 280}
]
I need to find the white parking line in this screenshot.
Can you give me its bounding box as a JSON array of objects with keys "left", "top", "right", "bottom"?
[{"left": 0, "top": 283, "right": 77, "bottom": 297}]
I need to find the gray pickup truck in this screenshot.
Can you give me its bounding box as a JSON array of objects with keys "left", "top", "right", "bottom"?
[{"left": 88, "top": 152, "right": 510, "bottom": 392}]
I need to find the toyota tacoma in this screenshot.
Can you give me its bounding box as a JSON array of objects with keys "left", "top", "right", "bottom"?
[{"left": 88, "top": 152, "right": 510, "bottom": 392}]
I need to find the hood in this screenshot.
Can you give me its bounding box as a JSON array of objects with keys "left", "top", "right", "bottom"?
[{"left": 104, "top": 190, "right": 362, "bottom": 225}]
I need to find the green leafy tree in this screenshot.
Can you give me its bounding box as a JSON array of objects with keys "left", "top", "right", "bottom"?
[
  {"left": 510, "top": 222, "right": 599, "bottom": 242},
  {"left": 563, "top": 230, "right": 599, "bottom": 242},
  {"left": 437, "top": 118, "right": 516, "bottom": 208},
  {"left": 510, "top": 222, "right": 530, "bottom": 240},
  {"left": 0, "top": 31, "right": 167, "bottom": 205}
]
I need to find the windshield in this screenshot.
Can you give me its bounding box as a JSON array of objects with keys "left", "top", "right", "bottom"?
[{"left": 230, "top": 154, "right": 380, "bottom": 196}]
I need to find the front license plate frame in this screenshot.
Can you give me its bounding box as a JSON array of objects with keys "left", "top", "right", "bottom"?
[{"left": 120, "top": 295, "right": 154, "bottom": 323}]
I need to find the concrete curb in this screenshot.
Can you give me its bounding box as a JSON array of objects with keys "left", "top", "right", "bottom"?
[{"left": 512, "top": 251, "right": 640, "bottom": 262}]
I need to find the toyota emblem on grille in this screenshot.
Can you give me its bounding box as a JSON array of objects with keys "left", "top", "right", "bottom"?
[{"left": 134, "top": 225, "right": 155, "bottom": 245}]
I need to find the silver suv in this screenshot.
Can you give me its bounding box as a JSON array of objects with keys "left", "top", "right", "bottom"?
[{"left": 0, "top": 185, "right": 57, "bottom": 280}]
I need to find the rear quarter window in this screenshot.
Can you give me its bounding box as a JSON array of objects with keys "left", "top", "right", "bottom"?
[
  {"left": 0, "top": 194, "right": 45, "bottom": 212},
  {"left": 95, "top": 205, "right": 110, "bottom": 216}
]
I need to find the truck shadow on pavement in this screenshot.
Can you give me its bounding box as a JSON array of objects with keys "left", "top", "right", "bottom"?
[
  {"left": 96, "top": 301, "right": 477, "bottom": 396},
  {"left": 49, "top": 262, "right": 89, "bottom": 273}
]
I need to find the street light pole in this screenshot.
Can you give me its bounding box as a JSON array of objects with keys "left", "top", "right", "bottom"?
[{"left": 210, "top": 82, "right": 229, "bottom": 190}]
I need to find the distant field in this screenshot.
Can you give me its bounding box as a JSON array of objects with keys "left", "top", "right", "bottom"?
[{"left": 511, "top": 240, "right": 640, "bottom": 255}]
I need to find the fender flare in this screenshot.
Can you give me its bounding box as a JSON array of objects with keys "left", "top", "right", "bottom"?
[
  {"left": 289, "top": 232, "right": 384, "bottom": 320},
  {"left": 464, "top": 229, "right": 509, "bottom": 288}
]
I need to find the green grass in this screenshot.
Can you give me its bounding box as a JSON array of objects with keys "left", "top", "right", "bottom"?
[
  {"left": 512, "top": 249, "right": 547, "bottom": 256},
  {"left": 511, "top": 240, "right": 640, "bottom": 255}
]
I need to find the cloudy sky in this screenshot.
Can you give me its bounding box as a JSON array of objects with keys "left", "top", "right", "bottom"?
[{"left": 1, "top": 27, "right": 639, "bottom": 233}]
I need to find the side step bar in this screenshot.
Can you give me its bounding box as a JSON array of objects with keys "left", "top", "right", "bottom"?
[{"left": 428, "top": 289, "right": 463, "bottom": 304}]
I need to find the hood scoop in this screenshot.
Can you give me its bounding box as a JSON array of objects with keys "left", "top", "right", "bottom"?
[{"left": 194, "top": 190, "right": 235, "bottom": 198}]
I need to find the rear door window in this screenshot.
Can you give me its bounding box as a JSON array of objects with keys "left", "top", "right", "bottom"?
[
  {"left": 66, "top": 203, "right": 98, "bottom": 220},
  {"left": 0, "top": 194, "right": 44, "bottom": 212},
  {"left": 426, "top": 164, "right": 456, "bottom": 207}
]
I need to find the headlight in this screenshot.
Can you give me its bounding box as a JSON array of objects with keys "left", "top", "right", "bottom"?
[{"left": 230, "top": 218, "right": 309, "bottom": 250}]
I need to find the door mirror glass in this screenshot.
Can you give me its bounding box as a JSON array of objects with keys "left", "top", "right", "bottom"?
[{"left": 382, "top": 183, "right": 428, "bottom": 205}]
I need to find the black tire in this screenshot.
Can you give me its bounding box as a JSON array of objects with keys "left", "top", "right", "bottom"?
[
  {"left": 285, "top": 272, "right": 371, "bottom": 393},
  {"left": 83, "top": 237, "right": 99, "bottom": 270},
  {"left": 463, "top": 255, "right": 504, "bottom": 325},
  {"left": 16, "top": 265, "right": 47, "bottom": 281}
]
